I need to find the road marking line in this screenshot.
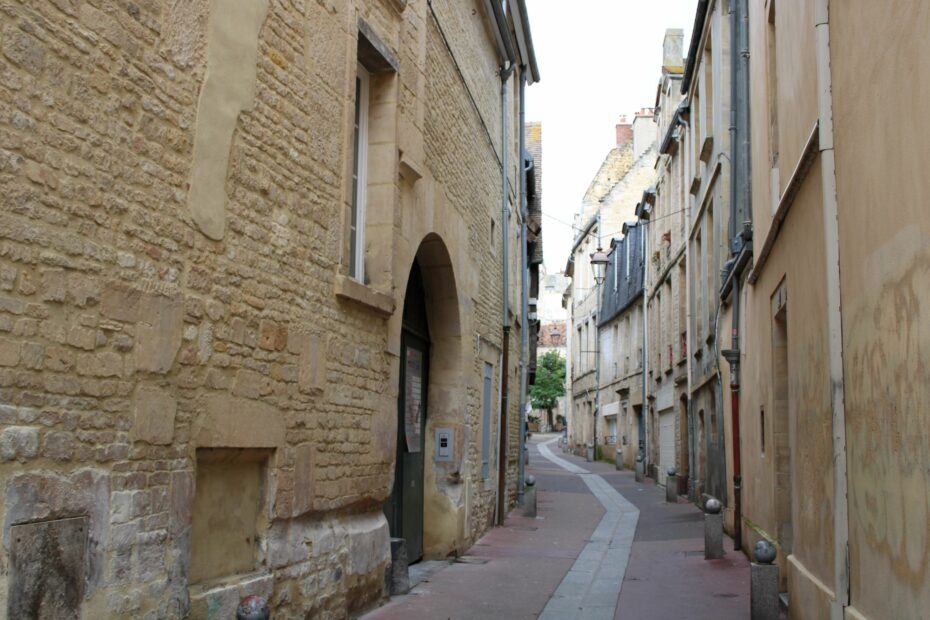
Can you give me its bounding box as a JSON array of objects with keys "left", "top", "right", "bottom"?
[{"left": 536, "top": 438, "right": 639, "bottom": 620}]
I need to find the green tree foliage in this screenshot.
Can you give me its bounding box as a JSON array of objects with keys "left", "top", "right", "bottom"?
[{"left": 530, "top": 350, "right": 566, "bottom": 427}]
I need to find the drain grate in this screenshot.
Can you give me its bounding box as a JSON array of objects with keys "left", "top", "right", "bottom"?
[{"left": 508, "top": 525, "right": 539, "bottom": 532}]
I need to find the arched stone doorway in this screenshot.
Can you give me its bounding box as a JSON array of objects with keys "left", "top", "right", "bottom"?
[{"left": 386, "top": 234, "right": 463, "bottom": 562}]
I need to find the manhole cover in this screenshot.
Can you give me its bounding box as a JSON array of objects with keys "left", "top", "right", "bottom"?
[
  {"left": 714, "top": 593, "right": 739, "bottom": 598},
  {"left": 455, "top": 557, "right": 490, "bottom": 565},
  {"left": 684, "top": 550, "right": 703, "bottom": 557}
]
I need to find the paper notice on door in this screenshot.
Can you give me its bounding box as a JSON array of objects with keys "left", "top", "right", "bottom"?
[{"left": 405, "top": 348, "right": 423, "bottom": 452}]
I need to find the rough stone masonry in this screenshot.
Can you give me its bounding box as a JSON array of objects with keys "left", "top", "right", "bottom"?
[{"left": 0, "top": 0, "right": 530, "bottom": 617}]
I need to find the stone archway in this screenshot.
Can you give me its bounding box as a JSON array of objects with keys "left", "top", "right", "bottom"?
[{"left": 398, "top": 233, "right": 464, "bottom": 559}]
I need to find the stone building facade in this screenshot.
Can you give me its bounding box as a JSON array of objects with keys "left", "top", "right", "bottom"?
[
  {"left": 595, "top": 222, "right": 644, "bottom": 469},
  {"left": 642, "top": 1, "right": 930, "bottom": 617},
  {"left": 678, "top": 4, "right": 733, "bottom": 508},
  {"left": 0, "top": 0, "right": 538, "bottom": 617},
  {"left": 565, "top": 112, "right": 655, "bottom": 458},
  {"left": 640, "top": 34, "right": 688, "bottom": 490}
]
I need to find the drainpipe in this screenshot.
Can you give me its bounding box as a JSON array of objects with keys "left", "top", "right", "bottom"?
[
  {"left": 497, "top": 63, "right": 514, "bottom": 525},
  {"left": 720, "top": 0, "right": 751, "bottom": 552},
  {"left": 814, "top": 0, "right": 850, "bottom": 616},
  {"left": 728, "top": 0, "right": 738, "bottom": 246},
  {"left": 722, "top": 280, "right": 742, "bottom": 552},
  {"left": 641, "top": 212, "right": 649, "bottom": 467},
  {"left": 517, "top": 70, "right": 528, "bottom": 505},
  {"left": 592, "top": 211, "right": 601, "bottom": 458}
]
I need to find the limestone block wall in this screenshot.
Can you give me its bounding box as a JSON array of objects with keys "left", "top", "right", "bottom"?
[{"left": 0, "top": 0, "right": 526, "bottom": 617}]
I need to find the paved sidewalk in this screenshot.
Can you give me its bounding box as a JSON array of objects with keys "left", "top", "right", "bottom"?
[
  {"left": 362, "top": 435, "right": 603, "bottom": 620},
  {"left": 362, "top": 436, "right": 752, "bottom": 619},
  {"left": 552, "top": 450, "right": 751, "bottom": 620}
]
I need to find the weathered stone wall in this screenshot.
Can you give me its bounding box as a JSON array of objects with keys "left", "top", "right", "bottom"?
[{"left": 0, "top": 0, "right": 526, "bottom": 616}]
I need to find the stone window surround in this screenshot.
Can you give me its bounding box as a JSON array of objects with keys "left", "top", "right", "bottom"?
[{"left": 337, "top": 17, "right": 402, "bottom": 316}]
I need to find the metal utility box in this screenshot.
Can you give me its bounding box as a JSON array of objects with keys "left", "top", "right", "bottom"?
[{"left": 435, "top": 427, "right": 453, "bottom": 462}]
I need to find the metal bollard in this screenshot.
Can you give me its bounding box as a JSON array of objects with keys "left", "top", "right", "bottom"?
[
  {"left": 634, "top": 454, "right": 645, "bottom": 482},
  {"left": 586, "top": 442, "right": 594, "bottom": 462},
  {"left": 665, "top": 468, "right": 678, "bottom": 503},
  {"left": 751, "top": 540, "right": 780, "bottom": 620},
  {"left": 704, "top": 498, "right": 725, "bottom": 559},
  {"left": 615, "top": 448, "right": 623, "bottom": 471},
  {"left": 522, "top": 474, "right": 537, "bottom": 518},
  {"left": 237, "top": 595, "right": 270, "bottom": 620}
]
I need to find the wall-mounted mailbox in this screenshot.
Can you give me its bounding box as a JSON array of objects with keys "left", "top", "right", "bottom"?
[{"left": 435, "top": 428, "right": 453, "bottom": 462}]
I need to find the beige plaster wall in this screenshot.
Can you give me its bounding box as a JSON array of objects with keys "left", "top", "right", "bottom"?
[
  {"left": 740, "top": 166, "right": 835, "bottom": 613},
  {"left": 739, "top": 2, "right": 836, "bottom": 616},
  {"left": 831, "top": 3, "right": 930, "bottom": 618}
]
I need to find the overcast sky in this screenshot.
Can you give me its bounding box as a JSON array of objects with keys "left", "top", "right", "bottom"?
[{"left": 524, "top": 0, "right": 696, "bottom": 272}]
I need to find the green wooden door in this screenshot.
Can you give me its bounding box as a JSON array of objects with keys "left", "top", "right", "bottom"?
[
  {"left": 399, "top": 331, "right": 427, "bottom": 561},
  {"left": 385, "top": 261, "right": 430, "bottom": 562}
]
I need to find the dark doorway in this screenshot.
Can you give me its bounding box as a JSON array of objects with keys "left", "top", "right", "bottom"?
[
  {"left": 385, "top": 261, "right": 430, "bottom": 562},
  {"left": 772, "top": 294, "right": 792, "bottom": 591}
]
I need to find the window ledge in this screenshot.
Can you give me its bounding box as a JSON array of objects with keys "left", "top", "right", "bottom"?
[
  {"left": 700, "top": 135, "right": 714, "bottom": 163},
  {"left": 689, "top": 175, "right": 702, "bottom": 196},
  {"left": 399, "top": 152, "right": 423, "bottom": 182},
  {"left": 335, "top": 275, "right": 395, "bottom": 317}
]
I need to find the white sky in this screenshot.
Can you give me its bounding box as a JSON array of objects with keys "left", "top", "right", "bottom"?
[{"left": 524, "top": 0, "right": 696, "bottom": 272}]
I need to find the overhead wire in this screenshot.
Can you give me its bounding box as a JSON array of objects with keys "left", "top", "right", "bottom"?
[{"left": 542, "top": 206, "right": 689, "bottom": 247}]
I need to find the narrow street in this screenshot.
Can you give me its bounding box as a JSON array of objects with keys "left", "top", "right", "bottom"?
[
  {"left": 364, "top": 435, "right": 749, "bottom": 620},
  {"left": 1, "top": 1, "right": 925, "bottom": 617}
]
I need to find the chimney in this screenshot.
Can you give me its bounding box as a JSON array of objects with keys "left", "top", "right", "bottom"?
[
  {"left": 662, "top": 28, "right": 684, "bottom": 74},
  {"left": 615, "top": 115, "right": 633, "bottom": 148},
  {"left": 632, "top": 109, "right": 657, "bottom": 160}
]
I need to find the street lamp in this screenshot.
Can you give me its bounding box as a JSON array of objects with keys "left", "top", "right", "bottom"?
[
  {"left": 589, "top": 246, "right": 609, "bottom": 461},
  {"left": 590, "top": 247, "right": 609, "bottom": 285}
]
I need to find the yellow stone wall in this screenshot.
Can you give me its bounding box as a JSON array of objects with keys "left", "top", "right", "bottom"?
[{"left": 0, "top": 0, "right": 527, "bottom": 616}]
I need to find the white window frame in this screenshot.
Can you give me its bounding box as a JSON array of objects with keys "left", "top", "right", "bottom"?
[
  {"left": 625, "top": 236, "right": 631, "bottom": 278},
  {"left": 350, "top": 63, "right": 370, "bottom": 281}
]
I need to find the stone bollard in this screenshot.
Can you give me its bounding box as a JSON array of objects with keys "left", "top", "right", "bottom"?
[
  {"left": 586, "top": 442, "right": 594, "bottom": 462},
  {"left": 751, "top": 540, "right": 780, "bottom": 620},
  {"left": 237, "top": 595, "right": 270, "bottom": 620},
  {"left": 704, "top": 498, "right": 725, "bottom": 559},
  {"left": 634, "top": 454, "right": 645, "bottom": 482},
  {"left": 522, "top": 475, "right": 537, "bottom": 518},
  {"left": 615, "top": 448, "right": 623, "bottom": 471},
  {"left": 665, "top": 468, "right": 678, "bottom": 503},
  {"left": 388, "top": 538, "right": 410, "bottom": 595}
]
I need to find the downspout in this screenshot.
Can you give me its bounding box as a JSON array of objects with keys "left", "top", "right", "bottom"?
[
  {"left": 517, "top": 69, "right": 528, "bottom": 505},
  {"left": 497, "top": 62, "right": 514, "bottom": 525},
  {"left": 721, "top": 0, "right": 751, "bottom": 552},
  {"left": 677, "top": 114, "right": 690, "bottom": 487},
  {"left": 724, "top": 278, "right": 743, "bottom": 552},
  {"left": 814, "top": 0, "right": 850, "bottom": 615},
  {"left": 675, "top": 109, "right": 696, "bottom": 499},
  {"left": 728, "top": 0, "right": 738, "bottom": 245},
  {"left": 593, "top": 211, "right": 601, "bottom": 457},
  {"left": 641, "top": 212, "right": 649, "bottom": 466},
  {"left": 723, "top": 0, "right": 738, "bottom": 517}
]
